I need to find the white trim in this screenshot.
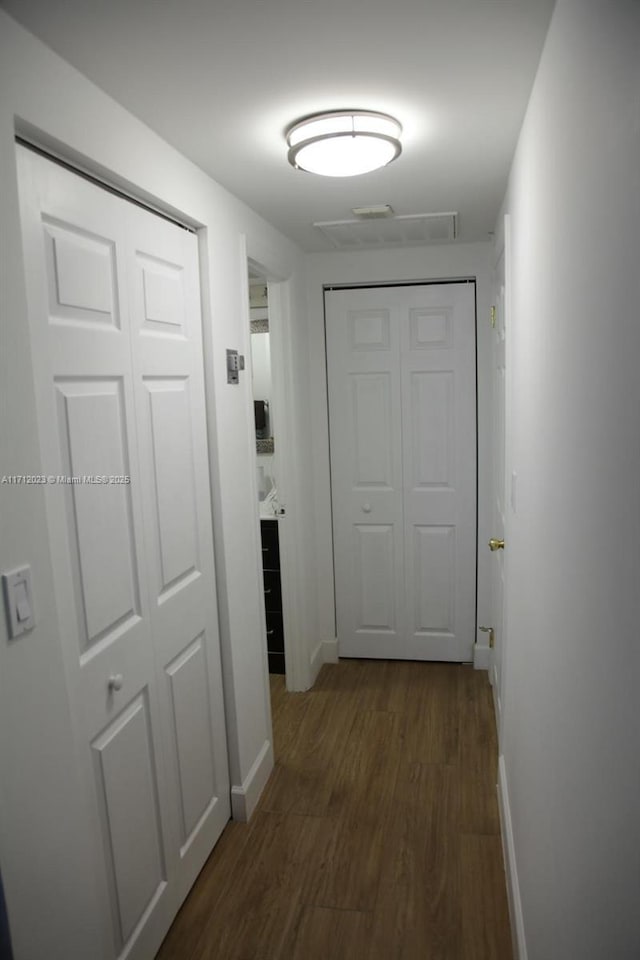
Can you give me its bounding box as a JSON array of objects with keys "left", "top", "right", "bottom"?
[
  {"left": 498, "top": 755, "right": 528, "bottom": 960},
  {"left": 310, "top": 640, "right": 324, "bottom": 681},
  {"left": 322, "top": 638, "right": 339, "bottom": 663},
  {"left": 268, "top": 281, "right": 308, "bottom": 692},
  {"left": 305, "top": 248, "right": 492, "bottom": 678},
  {"left": 310, "top": 637, "right": 339, "bottom": 683},
  {"left": 490, "top": 663, "right": 502, "bottom": 737},
  {"left": 230, "top": 739, "right": 274, "bottom": 822},
  {"left": 249, "top": 264, "right": 312, "bottom": 695},
  {"left": 473, "top": 642, "right": 491, "bottom": 670}
]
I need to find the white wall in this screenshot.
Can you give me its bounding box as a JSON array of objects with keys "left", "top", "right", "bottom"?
[
  {"left": 251, "top": 332, "right": 272, "bottom": 408},
  {"left": 304, "top": 242, "right": 493, "bottom": 668},
  {"left": 0, "top": 11, "right": 313, "bottom": 957},
  {"left": 498, "top": 1, "right": 640, "bottom": 957}
]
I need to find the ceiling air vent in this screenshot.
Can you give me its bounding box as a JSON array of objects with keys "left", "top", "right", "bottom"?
[
  {"left": 351, "top": 204, "right": 394, "bottom": 219},
  {"left": 313, "top": 212, "right": 457, "bottom": 250}
]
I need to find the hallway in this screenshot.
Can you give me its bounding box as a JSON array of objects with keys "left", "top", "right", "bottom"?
[{"left": 156, "top": 660, "right": 512, "bottom": 959}]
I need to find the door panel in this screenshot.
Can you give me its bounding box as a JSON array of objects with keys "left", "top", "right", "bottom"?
[
  {"left": 349, "top": 373, "right": 394, "bottom": 487},
  {"left": 412, "top": 524, "right": 455, "bottom": 633},
  {"left": 353, "top": 523, "right": 397, "bottom": 631},
  {"left": 402, "top": 284, "right": 476, "bottom": 661},
  {"left": 408, "top": 304, "right": 453, "bottom": 349},
  {"left": 165, "top": 636, "right": 216, "bottom": 845},
  {"left": 20, "top": 153, "right": 172, "bottom": 959},
  {"left": 92, "top": 693, "right": 166, "bottom": 949},
  {"left": 408, "top": 371, "right": 453, "bottom": 488},
  {"left": 348, "top": 307, "right": 391, "bottom": 351},
  {"left": 43, "top": 218, "right": 119, "bottom": 326},
  {"left": 326, "top": 283, "right": 476, "bottom": 661},
  {"left": 55, "top": 379, "right": 140, "bottom": 648},
  {"left": 138, "top": 255, "right": 186, "bottom": 334},
  {"left": 126, "top": 202, "right": 229, "bottom": 901},
  {"left": 144, "top": 379, "right": 199, "bottom": 593},
  {"left": 327, "top": 289, "right": 405, "bottom": 657}
]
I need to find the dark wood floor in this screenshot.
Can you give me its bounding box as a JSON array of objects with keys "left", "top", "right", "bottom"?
[{"left": 156, "top": 660, "right": 513, "bottom": 960}]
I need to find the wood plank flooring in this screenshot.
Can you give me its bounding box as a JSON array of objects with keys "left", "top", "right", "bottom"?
[{"left": 156, "top": 660, "right": 512, "bottom": 960}]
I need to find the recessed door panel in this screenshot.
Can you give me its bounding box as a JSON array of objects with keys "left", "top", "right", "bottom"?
[
  {"left": 145, "top": 378, "right": 199, "bottom": 596},
  {"left": 350, "top": 373, "right": 394, "bottom": 489},
  {"left": 44, "top": 219, "right": 118, "bottom": 327},
  {"left": 92, "top": 693, "right": 166, "bottom": 948},
  {"left": 409, "top": 371, "right": 454, "bottom": 489},
  {"left": 327, "top": 287, "right": 405, "bottom": 657},
  {"left": 413, "top": 525, "right": 455, "bottom": 634},
  {"left": 138, "top": 253, "right": 186, "bottom": 336},
  {"left": 166, "top": 636, "right": 216, "bottom": 846},
  {"left": 409, "top": 306, "right": 453, "bottom": 350},
  {"left": 55, "top": 378, "right": 140, "bottom": 648},
  {"left": 354, "top": 524, "right": 396, "bottom": 631},
  {"left": 348, "top": 308, "right": 391, "bottom": 351}
]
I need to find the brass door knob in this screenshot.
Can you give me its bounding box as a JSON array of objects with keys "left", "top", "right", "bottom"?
[{"left": 488, "top": 538, "right": 505, "bottom": 551}]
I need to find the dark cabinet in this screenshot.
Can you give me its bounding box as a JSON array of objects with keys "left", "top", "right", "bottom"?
[{"left": 260, "top": 519, "right": 285, "bottom": 674}]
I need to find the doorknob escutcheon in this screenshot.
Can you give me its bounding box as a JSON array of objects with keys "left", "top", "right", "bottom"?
[{"left": 488, "top": 538, "right": 505, "bottom": 551}]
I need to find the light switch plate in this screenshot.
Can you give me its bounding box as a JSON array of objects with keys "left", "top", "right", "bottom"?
[{"left": 2, "top": 565, "right": 35, "bottom": 639}]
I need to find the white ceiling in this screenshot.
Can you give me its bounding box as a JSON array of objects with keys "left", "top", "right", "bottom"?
[{"left": 2, "top": 0, "right": 555, "bottom": 252}]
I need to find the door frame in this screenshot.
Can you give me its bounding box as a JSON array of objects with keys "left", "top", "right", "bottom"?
[
  {"left": 323, "top": 277, "right": 480, "bottom": 662},
  {"left": 243, "top": 244, "right": 310, "bottom": 692},
  {"left": 490, "top": 215, "right": 513, "bottom": 746}
]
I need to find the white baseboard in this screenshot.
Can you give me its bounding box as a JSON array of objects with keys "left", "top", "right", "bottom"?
[
  {"left": 322, "top": 638, "right": 339, "bottom": 663},
  {"left": 230, "top": 738, "right": 274, "bottom": 822},
  {"left": 473, "top": 642, "right": 491, "bottom": 670},
  {"left": 309, "top": 638, "right": 339, "bottom": 686},
  {"left": 490, "top": 664, "right": 502, "bottom": 734},
  {"left": 498, "top": 755, "right": 528, "bottom": 960},
  {"left": 310, "top": 639, "right": 324, "bottom": 683}
]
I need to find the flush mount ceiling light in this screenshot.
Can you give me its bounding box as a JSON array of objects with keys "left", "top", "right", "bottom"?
[{"left": 286, "top": 110, "right": 402, "bottom": 177}]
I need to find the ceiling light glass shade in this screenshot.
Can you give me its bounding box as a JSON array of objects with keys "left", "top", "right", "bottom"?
[{"left": 286, "top": 111, "right": 402, "bottom": 177}]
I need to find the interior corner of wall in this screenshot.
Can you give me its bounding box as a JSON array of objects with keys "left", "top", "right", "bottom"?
[
  {"left": 473, "top": 643, "right": 491, "bottom": 671},
  {"left": 322, "top": 637, "right": 339, "bottom": 664},
  {"left": 230, "top": 738, "right": 274, "bottom": 822},
  {"left": 309, "top": 639, "right": 324, "bottom": 683},
  {"left": 498, "top": 754, "right": 528, "bottom": 960}
]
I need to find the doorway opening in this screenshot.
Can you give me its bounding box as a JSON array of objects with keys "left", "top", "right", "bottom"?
[
  {"left": 245, "top": 257, "right": 312, "bottom": 699},
  {"left": 248, "top": 269, "right": 286, "bottom": 680}
]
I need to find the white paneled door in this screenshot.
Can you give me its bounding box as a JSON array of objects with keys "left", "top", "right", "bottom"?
[
  {"left": 326, "top": 283, "right": 476, "bottom": 661},
  {"left": 17, "top": 145, "right": 229, "bottom": 960}
]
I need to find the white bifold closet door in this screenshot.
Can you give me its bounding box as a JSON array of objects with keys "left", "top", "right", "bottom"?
[
  {"left": 326, "top": 282, "right": 476, "bottom": 662},
  {"left": 17, "top": 144, "right": 229, "bottom": 960}
]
